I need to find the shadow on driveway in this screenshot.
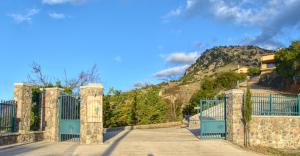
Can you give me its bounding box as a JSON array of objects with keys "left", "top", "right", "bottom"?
[
  {"left": 187, "top": 128, "right": 200, "bottom": 138},
  {"left": 102, "top": 130, "right": 131, "bottom": 156},
  {"left": 0, "top": 142, "right": 50, "bottom": 156}
]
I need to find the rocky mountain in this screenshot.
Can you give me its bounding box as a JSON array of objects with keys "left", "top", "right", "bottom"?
[
  {"left": 157, "top": 45, "right": 274, "bottom": 109},
  {"left": 182, "top": 45, "right": 274, "bottom": 83},
  {"left": 107, "top": 45, "right": 276, "bottom": 125}
]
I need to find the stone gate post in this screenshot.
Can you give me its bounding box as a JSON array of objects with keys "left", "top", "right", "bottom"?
[
  {"left": 225, "top": 89, "right": 244, "bottom": 146},
  {"left": 14, "top": 83, "right": 33, "bottom": 134},
  {"left": 80, "top": 83, "right": 103, "bottom": 144},
  {"left": 44, "top": 87, "right": 63, "bottom": 142}
]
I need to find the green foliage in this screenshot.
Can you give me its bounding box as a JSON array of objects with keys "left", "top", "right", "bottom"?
[
  {"left": 55, "top": 81, "right": 62, "bottom": 88},
  {"left": 248, "top": 67, "right": 260, "bottom": 76},
  {"left": 31, "top": 87, "right": 41, "bottom": 131},
  {"left": 243, "top": 86, "right": 252, "bottom": 147},
  {"left": 103, "top": 87, "right": 167, "bottom": 128},
  {"left": 215, "top": 72, "right": 246, "bottom": 89},
  {"left": 275, "top": 41, "right": 300, "bottom": 84},
  {"left": 260, "top": 41, "right": 300, "bottom": 89},
  {"left": 63, "top": 87, "right": 73, "bottom": 94},
  {"left": 184, "top": 72, "right": 246, "bottom": 115},
  {"left": 243, "top": 87, "right": 252, "bottom": 124},
  {"left": 129, "top": 91, "right": 138, "bottom": 125},
  {"left": 136, "top": 88, "right": 167, "bottom": 125}
]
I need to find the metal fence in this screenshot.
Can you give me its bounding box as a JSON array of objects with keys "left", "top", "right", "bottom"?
[
  {"left": 0, "top": 100, "right": 16, "bottom": 133},
  {"left": 252, "top": 94, "right": 300, "bottom": 116}
]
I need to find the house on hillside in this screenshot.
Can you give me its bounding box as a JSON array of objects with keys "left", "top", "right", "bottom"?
[
  {"left": 260, "top": 53, "right": 276, "bottom": 74},
  {"left": 236, "top": 65, "right": 249, "bottom": 74}
]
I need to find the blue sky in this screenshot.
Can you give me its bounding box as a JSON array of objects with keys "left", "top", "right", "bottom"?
[{"left": 1, "top": 0, "right": 300, "bottom": 99}]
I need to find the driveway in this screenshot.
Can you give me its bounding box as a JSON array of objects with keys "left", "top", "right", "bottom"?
[{"left": 0, "top": 127, "right": 263, "bottom": 156}]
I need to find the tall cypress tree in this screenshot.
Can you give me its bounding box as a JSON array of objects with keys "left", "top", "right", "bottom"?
[{"left": 243, "top": 86, "right": 252, "bottom": 147}]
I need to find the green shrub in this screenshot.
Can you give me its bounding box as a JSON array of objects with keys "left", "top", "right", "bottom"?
[
  {"left": 248, "top": 67, "right": 260, "bottom": 76},
  {"left": 183, "top": 72, "right": 246, "bottom": 115},
  {"left": 103, "top": 87, "right": 167, "bottom": 128}
]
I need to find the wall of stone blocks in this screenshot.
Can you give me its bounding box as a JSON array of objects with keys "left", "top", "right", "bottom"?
[
  {"left": 225, "top": 89, "right": 245, "bottom": 146},
  {"left": 44, "top": 88, "right": 63, "bottom": 142},
  {"left": 14, "top": 83, "right": 33, "bottom": 134},
  {"left": 80, "top": 84, "right": 104, "bottom": 144},
  {"left": 226, "top": 89, "right": 300, "bottom": 149},
  {"left": 0, "top": 131, "right": 44, "bottom": 146},
  {"left": 249, "top": 116, "right": 300, "bottom": 149}
]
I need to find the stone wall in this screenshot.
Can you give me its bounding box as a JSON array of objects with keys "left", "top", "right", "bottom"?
[
  {"left": 0, "top": 131, "right": 44, "bottom": 146},
  {"left": 14, "top": 83, "right": 33, "bottom": 134},
  {"left": 249, "top": 116, "right": 300, "bottom": 149},
  {"left": 44, "top": 88, "right": 63, "bottom": 142},
  {"left": 80, "top": 84, "right": 103, "bottom": 144},
  {"left": 225, "top": 89, "right": 244, "bottom": 146},
  {"left": 225, "top": 89, "right": 300, "bottom": 149}
]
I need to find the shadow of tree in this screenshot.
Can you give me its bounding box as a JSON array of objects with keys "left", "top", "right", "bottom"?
[{"left": 102, "top": 130, "right": 131, "bottom": 156}]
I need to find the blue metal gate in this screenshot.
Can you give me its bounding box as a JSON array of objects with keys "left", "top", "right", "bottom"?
[
  {"left": 59, "top": 94, "right": 80, "bottom": 142},
  {"left": 200, "top": 98, "right": 226, "bottom": 139}
]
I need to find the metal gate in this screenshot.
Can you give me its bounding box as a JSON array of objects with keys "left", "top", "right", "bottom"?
[
  {"left": 59, "top": 94, "right": 80, "bottom": 142},
  {"left": 200, "top": 98, "right": 226, "bottom": 139}
]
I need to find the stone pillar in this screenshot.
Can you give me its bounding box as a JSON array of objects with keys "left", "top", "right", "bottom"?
[
  {"left": 44, "top": 87, "right": 63, "bottom": 142},
  {"left": 225, "top": 89, "right": 244, "bottom": 146},
  {"left": 14, "top": 83, "right": 33, "bottom": 134},
  {"left": 80, "top": 83, "right": 103, "bottom": 144}
]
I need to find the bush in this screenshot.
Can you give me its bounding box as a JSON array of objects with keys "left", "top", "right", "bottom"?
[
  {"left": 248, "top": 67, "right": 260, "bottom": 76},
  {"left": 183, "top": 72, "right": 246, "bottom": 115},
  {"left": 103, "top": 87, "right": 167, "bottom": 128}
]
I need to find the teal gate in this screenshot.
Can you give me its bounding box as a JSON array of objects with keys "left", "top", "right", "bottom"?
[
  {"left": 200, "top": 98, "right": 226, "bottom": 139},
  {"left": 59, "top": 94, "right": 80, "bottom": 142}
]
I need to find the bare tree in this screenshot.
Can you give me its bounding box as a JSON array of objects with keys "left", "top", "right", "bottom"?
[
  {"left": 28, "top": 62, "right": 100, "bottom": 90},
  {"left": 27, "top": 62, "right": 50, "bottom": 86},
  {"left": 65, "top": 64, "right": 100, "bottom": 90}
]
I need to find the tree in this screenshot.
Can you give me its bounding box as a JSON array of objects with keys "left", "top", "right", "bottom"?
[
  {"left": 129, "top": 90, "right": 138, "bottom": 125},
  {"left": 136, "top": 88, "right": 167, "bottom": 125},
  {"left": 275, "top": 41, "right": 300, "bottom": 85},
  {"left": 28, "top": 62, "right": 100, "bottom": 92},
  {"left": 183, "top": 72, "right": 246, "bottom": 116},
  {"left": 103, "top": 95, "right": 112, "bottom": 128},
  {"left": 248, "top": 67, "right": 260, "bottom": 77},
  {"left": 243, "top": 86, "right": 252, "bottom": 147}
]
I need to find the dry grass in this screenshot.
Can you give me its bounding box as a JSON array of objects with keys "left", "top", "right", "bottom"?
[{"left": 246, "top": 146, "right": 300, "bottom": 156}]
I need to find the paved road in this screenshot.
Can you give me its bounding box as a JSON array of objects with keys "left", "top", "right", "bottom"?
[{"left": 0, "top": 127, "right": 263, "bottom": 156}]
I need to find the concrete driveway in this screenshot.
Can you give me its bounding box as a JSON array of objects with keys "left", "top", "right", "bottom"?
[{"left": 0, "top": 127, "right": 263, "bottom": 156}]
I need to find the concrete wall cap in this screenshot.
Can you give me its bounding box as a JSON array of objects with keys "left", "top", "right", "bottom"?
[
  {"left": 14, "top": 83, "right": 34, "bottom": 87},
  {"left": 80, "top": 83, "right": 103, "bottom": 89},
  {"left": 225, "top": 89, "right": 244, "bottom": 95}
]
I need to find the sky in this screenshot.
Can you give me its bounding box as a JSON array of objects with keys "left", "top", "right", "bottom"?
[{"left": 1, "top": 0, "right": 300, "bottom": 99}]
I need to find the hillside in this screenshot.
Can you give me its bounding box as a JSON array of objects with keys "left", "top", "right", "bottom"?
[
  {"left": 182, "top": 45, "right": 274, "bottom": 83},
  {"left": 105, "top": 45, "right": 275, "bottom": 127},
  {"left": 160, "top": 46, "right": 273, "bottom": 103}
]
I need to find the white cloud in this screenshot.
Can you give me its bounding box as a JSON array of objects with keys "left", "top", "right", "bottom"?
[
  {"left": 42, "top": 0, "right": 86, "bottom": 5},
  {"left": 165, "top": 52, "right": 200, "bottom": 64},
  {"left": 114, "top": 56, "right": 122, "bottom": 63},
  {"left": 8, "top": 9, "right": 40, "bottom": 24},
  {"left": 162, "top": 7, "right": 182, "bottom": 19},
  {"left": 49, "top": 12, "right": 66, "bottom": 19},
  {"left": 154, "top": 65, "right": 189, "bottom": 78},
  {"left": 134, "top": 81, "right": 152, "bottom": 88},
  {"left": 165, "top": 0, "right": 300, "bottom": 50}
]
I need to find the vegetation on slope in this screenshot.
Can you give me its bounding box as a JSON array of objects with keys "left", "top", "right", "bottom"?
[
  {"left": 182, "top": 46, "right": 273, "bottom": 83},
  {"left": 183, "top": 71, "right": 246, "bottom": 115},
  {"left": 103, "top": 87, "right": 169, "bottom": 128},
  {"left": 104, "top": 45, "right": 272, "bottom": 127},
  {"left": 260, "top": 41, "right": 300, "bottom": 92}
]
